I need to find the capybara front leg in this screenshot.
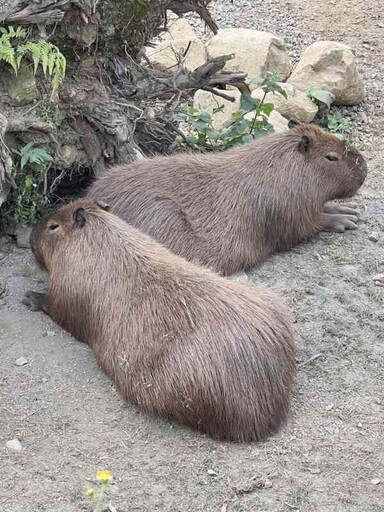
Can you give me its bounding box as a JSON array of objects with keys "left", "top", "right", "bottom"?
[
  {"left": 23, "top": 291, "right": 49, "bottom": 314},
  {"left": 319, "top": 213, "right": 359, "bottom": 233}
]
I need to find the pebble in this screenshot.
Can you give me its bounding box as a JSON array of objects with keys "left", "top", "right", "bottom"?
[
  {"left": 43, "top": 331, "right": 56, "bottom": 337},
  {"left": 368, "top": 232, "right": 379, "bottom": 242},
  {"left": 6, "top": 439, "right": 22, "bottom": 451},
  {"left": 15, "top": 357, "right": 28, "bottom": 366},
  {"left": 371, "top": 478, "right": 381, "bottom": 485}
]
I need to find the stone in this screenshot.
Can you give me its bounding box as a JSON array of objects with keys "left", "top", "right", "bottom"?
[
  {"left": 145, "top": 39, "right": 207, "bottom": 72},
  {"left": 206, "top": 29, "right": 291, "bottom": 81},
  {"left": 6, "top": 439, "right": 22, "bottom": 451},
  {"left": 193, "top": 89, "right": 288, "bottom": 133},
  {"left": 161, "top": 15, "right": 196, "bottom": 41},
  {"left": 288, "top": 41, "right": 365, "bottom": 105},
  {"left": 9, "top": 65, "right": 38, "bottom": 106},
  {"left": 16, "top": 225, "right": 32, "bottom": 249},
  {"left": 368, "top": 232, "right": 379, "bottom": 243},
  {"left": 15, "top": 357, "right": 28, "bottom": 366},
  {"left": 251, "top": 82, "right": 318, "bottom": 123}
]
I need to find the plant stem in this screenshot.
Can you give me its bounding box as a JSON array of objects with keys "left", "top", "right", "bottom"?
[
  {"left": 93, "top": 483, "right": 106, "bottom": 512},
  {"left": 249, "top": 88, "right": 268, "bottom": 135}
]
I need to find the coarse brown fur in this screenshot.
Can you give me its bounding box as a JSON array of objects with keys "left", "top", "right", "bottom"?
[
  {"left": 26, "top": 200, "right": 296, "bottom": 442},
  {"left": 87, "top": 122, "right": 368, "bottom": 276}
]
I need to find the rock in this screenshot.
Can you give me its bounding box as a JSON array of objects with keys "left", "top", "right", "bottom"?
[
  {"left": 43, "top": 331, "right": 56, "bottom": 337},
  {"left": 6, "top": 439, "right": 22, "bottom": 451},
  {"left": 161, "top": 15, "right": 196, "bottom": 41},
  {"left": 8, "top": 65, "right": 38, "bottom": 106},
  {"left": 268, "top": 110, "right": 289, "bottom": 132},
  {"left": 288, "top": 41, "right": 365, "bottom": 105},
  {"left": 206, "top": 29, "right": 291, "bottom": 81},
  {"left": 372, "top": 274, "right": 384, "bottom": 286},
  {"left": 15, "top": 357, "right": 28, "bottom": 366},
  {"left": 251, "top": 82, "right": 318, "bottom": 123},
  {"left": 145, "top": 39, "right": 207, "bottom": 72},
  {"left": 16, "top": 225, "right": 32, "bottom": 249},
  {"left": 368, "top": 232, "right": 379, "bottom": 243},
  {"left": 193, "top": 89, "right": 288, "bottom": 133}
]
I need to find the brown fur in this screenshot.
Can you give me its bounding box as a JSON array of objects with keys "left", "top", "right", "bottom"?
[
  {"left": 27, "top": 200, "right": 296, "bottom": 442},
  {"left": 87, "top": 123, "right": 367, "bottom": 275}
]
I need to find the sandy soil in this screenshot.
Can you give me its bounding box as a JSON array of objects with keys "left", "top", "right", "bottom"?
[{"left": 1, "top": 1, "right": 383, "bottom": 511}]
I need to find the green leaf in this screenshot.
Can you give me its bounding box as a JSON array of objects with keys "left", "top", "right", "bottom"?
[
  {"left": 308, "top": 89, "right": 335, "bottom": 108},
  {"left": 239, "top": 93, "right": 259, "bottom": 114},
  {"left": 249, "top": 76, "right": 264, "bottom": 86},
  {"left": 241, "top": 134, "right": 254, "bottom": 144},
  {"left": 260, "top": 102, "right": 274, "bottom": 116}
]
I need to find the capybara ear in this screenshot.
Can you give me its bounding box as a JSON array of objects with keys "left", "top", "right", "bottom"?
[
  {"left": 73, "top": 207, "right": 87, "bottom": 228},
  {"left": 288, "top": 119, "right": 300, "bottom": 129},
  {"left": 96, "top": 201, "right": 110, "bottom": 211},
  {"left": 298, "top": 135, "right": 311, "bottom": 154}
]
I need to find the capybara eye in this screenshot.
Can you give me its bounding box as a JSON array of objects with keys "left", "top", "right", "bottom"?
[
  {"left": 326, "top": 155, "right": 339, "bottom": 162},
  {"left": 49, "top": 223, "right": 59, "bottom": 231}
]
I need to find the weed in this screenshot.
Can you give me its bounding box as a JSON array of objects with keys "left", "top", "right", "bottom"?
[
  {"left": 174, "top": 72, "right": 287, "bottom": 151},
  {"left": 1, "top": 143, "right": 53, "bottom": 227}
]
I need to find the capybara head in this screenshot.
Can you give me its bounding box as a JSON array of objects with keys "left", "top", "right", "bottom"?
[
  {"left": 286, "top": 120, "right": 367, "bottom": 199},
  {"left": 30, "top": 201, "right": 110, "bottom": 270}
]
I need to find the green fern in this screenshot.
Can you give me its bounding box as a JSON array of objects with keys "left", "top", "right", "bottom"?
[
  {"left": 0, "top": 25, "right": 26, "bottom": 73},
  {"left": 0, "top": 26, "right": 66, "bottom": 95}
]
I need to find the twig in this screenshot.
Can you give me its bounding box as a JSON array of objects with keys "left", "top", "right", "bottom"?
[
  {"left": 298, "top": 353, "right": 324, "bottom": 368},
  {"left": 201, "top": 86, "right": 236, "bottom": 102}
]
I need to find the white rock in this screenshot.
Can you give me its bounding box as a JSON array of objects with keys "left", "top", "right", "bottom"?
[
  {"left": 251, "top": 82, "right": 318, "bottom": 123},
  {"left": 288, "top": 41, "right": 365, "bottom": 105},
  {"left": 6, "top": 439, "right": 22, "bottom": 451},
  {"left": 145, "top": 39, "right": 207, "bottom": 73},
  {"left": 206, "top": 29, "right": 291, "bottom": 81},
  {"left": 161, "top": 16, "right": 196, "bottom": 41},
  {"left": 15, "top": 357, "right": 28, "bottom": 366}
]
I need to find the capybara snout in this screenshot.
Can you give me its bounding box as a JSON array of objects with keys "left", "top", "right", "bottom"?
[{"left": 27, "top": 199, "right": 296, "bottom": 442}]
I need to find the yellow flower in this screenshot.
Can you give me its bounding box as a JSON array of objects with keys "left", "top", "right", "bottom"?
[
  {"left": 96, "top": 469, "right": 111, "bottom": 484},
  {"left": 86, "top": 488, "right": 95, "bottom": 498}
]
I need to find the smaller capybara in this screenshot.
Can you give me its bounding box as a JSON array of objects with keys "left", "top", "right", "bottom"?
[
  {"left": 87, "top": 120, "right": 368, "bottom": 275},
  {"left": 24, "top": 200, "right": 296, "bottom": 442}
]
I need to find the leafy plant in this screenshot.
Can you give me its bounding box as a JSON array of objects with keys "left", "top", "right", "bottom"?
[
  {"left": 308, "top": 88, "right": 351, "bottom": 140},
  {"left": 324, "top": 112, "right": 350, "bottom": 135},
  {"left": 2, "top": 143, "right": 53, "bottom": 226},
  {"left": 174, "top": 72, "right": 287, "bottom": 151},
  {"left": 0, "top": 25, "right": 66, "bottom": 97}
]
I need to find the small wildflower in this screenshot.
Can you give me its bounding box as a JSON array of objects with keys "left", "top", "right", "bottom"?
[
  {"left": 96, "top": 469, "right": 111, "bottom": 484},
  {"left": 86, "top": 487, "right": 95, "bottom": 498}
]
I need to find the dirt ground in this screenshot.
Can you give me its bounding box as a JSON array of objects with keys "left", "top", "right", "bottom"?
[{"left": 1, "top": 1, "right": 384, "bottom": 511}]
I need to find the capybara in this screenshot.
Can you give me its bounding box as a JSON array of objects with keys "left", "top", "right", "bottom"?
[
  {"left": 24, "top": 200, "right": 296, "bottom": 442},
  {"left": 87, "top": 120, "right": 368, "bottom": 275}
]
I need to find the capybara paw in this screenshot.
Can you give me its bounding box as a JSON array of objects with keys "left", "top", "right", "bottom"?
[
  {"left": 23, "top": 291, "right": 45, "bottom": 311},
  {"left": 320, "top": 213, "right": 359, "bottom": 233},
  {"left": 323, "top": 201, "right": 361, "bottom": 217}
]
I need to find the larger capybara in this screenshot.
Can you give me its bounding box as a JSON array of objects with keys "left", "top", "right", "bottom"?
[
  {"left": 24, "top": 200, "right": 296, "bottom": 442},
  {"left": 87, "top": 120, "right": 368, "bottom": 276}
]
